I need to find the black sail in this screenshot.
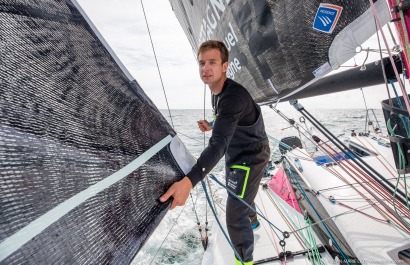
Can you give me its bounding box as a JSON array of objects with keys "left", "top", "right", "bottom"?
[
  {"left": 0, "top": 0, "right": 193, "bottom": 264},
  {"left": 170, "top": 0, "right": 390, "bottom": 103}
]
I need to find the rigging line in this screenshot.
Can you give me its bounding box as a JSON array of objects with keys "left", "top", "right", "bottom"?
[
  {"left": 201, "top": 0, "right": 212, "bottom": 241},
  {"left": 200, "top": 179, "right": 245, "bottom": 265},
  {"left": 283, "top": 158, "right": 351, "bottom": 265},
  {"left": 214, "top": 199, "right": 227, "bottom": 213},
  {"left": 255, "top": 186, "right": 299, "bottom": 241},
  {"left": 374, "top": 18, "right": 393, "bottom": 106},
  {"left": 189, "top": 192, "right": 206, "bottom": 245},
  {"left": 299, "top": 107, "right": 409, "bottom": 205},
  {"left": 209, "top": 174, "right": 285, "bottom": 237},
  {"left": 326, "top": 160, "right": 410, "bottom": 227},
  {"left": 361, "top": 88, "right": 369, "bottom": 132},
  {"left": 315, "top": 163, "right": 393, "bottom": 223},
  {"left": 305, "top": 218, "right": 325, "bottom": 265},
  {"left": 288, "top": 139, "right": 406, "bottom": 228},
  {"left": 394, "top": 0, "right": 410, "bottom": 64},
  {"left": 175, "top": 130, "right": 203, "bottom": 143},
  {"left": 143, "top": 0, "right": 209, "bottom": 244},
  {"left": 256, "top": 191, "right": 282, "bottom": 254},
  {"left": 360, "top": 47, "right": 370, "bottom": 70},
  {"left": 386, "top": 121, "right": 410, "bottom": 209},
  {"left": 149, "top": 202, "right": 189, "bottom": 265},
  {"left": 388, "top": 79, "right": 410, "bottom": 135},
  {"left": 316, "top": 176, "right": 402, "bottom": 193},
  {"left": 268, "top": 105, "right": 324, "bottom": 156},
  {"left": 320, "top": 137, "right": 410, "bottom": 223},
  {"left": 291, "top": 201, "right": 383, "bottom": 233},
  {"left": 356, "top": 136, "right": 398, "bottom": 179},
  {"left": 320, "top": 136, "right": 408, "bottom": 213},
  {"left": 387, "top": 22, "right": 399, "bottom": 48},
  {"left": 369, "top": 0, "right": 410, "bottom": 112},
  {"left": 261, "top": 186, "right": 307, "bottom": 250},
  {"left": 141, "top": 0, "right": 174, "bottom": 128},
  {"left": 325, "top": 134, "right": 409, "bottom": 215},
  {"left": 336, "top": 201, "right": 388, "bottom": 223}
]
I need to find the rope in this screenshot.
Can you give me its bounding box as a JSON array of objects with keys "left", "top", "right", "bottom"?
[
  {"left": 316, "top": 135, "right": 410, "bottom": 232},
  {"left": 262, "top": 186, "right": 307, "bottom": 249},
  {"left": 369, "top": 0, "right": 410, "bottom": 113},
  {"left": 140, "top": 0, "right": 174, "bottom": 128},
  {"left": 200, "top": 179, "right": 245, "bottom": 265},
  {"left": 256, "top": 192, "right": 282, "bottom": 254},
  {"left": 387, "top": 119, "right": 410, "bottom": 214},
  {"left": 149, "top": 203, "right": 188, "bottom": 264},
  {"left": 189, "top": 192, "right": 208, "bottom": 248},
  {"left": 361, "top": 88, "right": 369, "bottom": 132},
  {"left": 388, "top": 79, "right": 410, "bottom": 135},
  {"left": 140, "top": 0, "right": 210, "bottom": 253},
  {"left": 305, "top": 217, "right": 324, "bottom": 265},
  {"left": 171, "top": 130, "right": 203, "bottom": 143},
  {"left": 209, "top": 174, "right": 285, "bottom": 238},
  {"left": 200, "top": 0, "right": 214, "bottom": 247},
  {"left": 316, "top": 176, "right": 401, "bottom": 193},
  {"left": 283, "top": 158, "right": 351, "bottom": 265},
  {"left": 355, "top": 137, "right": 397, "bottom": 179},
  {"left": 319, "top": 136, "right": 410, "bottom": 224}
]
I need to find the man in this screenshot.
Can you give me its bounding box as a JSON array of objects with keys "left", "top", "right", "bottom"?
[{"left": 160, "top": 40, "right": 270, "bottom": 265}]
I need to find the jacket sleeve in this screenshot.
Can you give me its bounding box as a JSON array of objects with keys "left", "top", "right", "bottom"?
[{"left": 186, "top": 93, "right": 244, "bottom": 187}]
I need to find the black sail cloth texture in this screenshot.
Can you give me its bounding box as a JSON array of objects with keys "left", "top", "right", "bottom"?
[
  {"left": 0, "top": 0, "right": 190, "bottom": 264},
  {"left": 170, "top": 0, "right": 390, "bottom": 104}
]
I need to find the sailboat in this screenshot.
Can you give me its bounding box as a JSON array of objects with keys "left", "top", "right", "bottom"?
[
  {"left": 0, "top": 0, "right": 409, "bottom": 265},
  {"left": 168, "top": 0, "right": 410, "bottom": 264}
]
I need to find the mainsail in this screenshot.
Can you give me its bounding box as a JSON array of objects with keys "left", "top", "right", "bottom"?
[
  {"left": 0, "top": 0, "right": 194, "bottom": 263},
  {"left": 170, "top": 0, "right": 391, "bottom": 104}
]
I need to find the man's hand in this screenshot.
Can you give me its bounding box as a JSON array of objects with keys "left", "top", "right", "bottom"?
[
  {"left": 160, "top": 176, "right": 193, "bottom": 210},
  {"left": 197, "top": 120, "right": 212, "bottom": 132}
]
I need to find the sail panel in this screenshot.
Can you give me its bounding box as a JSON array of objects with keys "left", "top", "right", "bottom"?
[
  {"left": 329, "top": 0, "right": 390, "bottom": 69},
  {"left": 170, "top": 0, "right": 390, "bottom": 103},
  {"left": 0, "top": 0, "right": 193, "bottom": 263}
]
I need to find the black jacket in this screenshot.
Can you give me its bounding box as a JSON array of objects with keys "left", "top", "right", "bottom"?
[{"left": 187, "top": 78, "right": 267, "bottom": 186}]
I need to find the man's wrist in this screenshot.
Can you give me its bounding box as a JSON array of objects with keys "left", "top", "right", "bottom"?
[{"left": 182, "top": 176, "right": 193, "bottom": 189}]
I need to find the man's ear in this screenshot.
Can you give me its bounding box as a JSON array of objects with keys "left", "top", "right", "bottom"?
[{"left": 222, "top": 62, "right": 228, "bottom": 72}]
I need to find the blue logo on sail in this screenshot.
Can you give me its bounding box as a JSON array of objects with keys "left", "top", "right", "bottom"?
[{"left": 313, "top": 4, "right": 343, "bottom": 34}]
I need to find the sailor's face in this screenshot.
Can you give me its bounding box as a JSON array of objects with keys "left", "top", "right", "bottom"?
[{"left": 198, "top": 49, "right": 228, "bottom": 88}]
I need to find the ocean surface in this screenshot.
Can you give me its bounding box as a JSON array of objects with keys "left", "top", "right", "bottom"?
[{"left": 132, "top": 107, "right": 386, "bottom": 265}]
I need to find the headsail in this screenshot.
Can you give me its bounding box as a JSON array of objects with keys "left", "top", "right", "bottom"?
[
  {"left": 0, "top": 0, "right": 194, "bottom": 263},
  {"left": 170, "top": 0, "right": 391, "bottom": 103}
]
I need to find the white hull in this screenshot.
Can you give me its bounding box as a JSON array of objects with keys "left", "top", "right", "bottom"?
[
  {"left": 202, "top": 134, "right": 410, "bottom": 265},
  {"left": 202, "top": 176, "right": 334, "bottom": 265},
  {"left": 285, "top": 134, "right": 410, "bottom": 263}
]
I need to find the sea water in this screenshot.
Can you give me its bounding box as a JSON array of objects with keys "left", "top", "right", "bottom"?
[{"left": 132, "top": 106, "right": 386, "bottom": 265}]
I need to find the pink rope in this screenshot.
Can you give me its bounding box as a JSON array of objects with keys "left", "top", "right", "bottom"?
[{"left": 369, "top": 0, "right": 410, "bottom": 113}]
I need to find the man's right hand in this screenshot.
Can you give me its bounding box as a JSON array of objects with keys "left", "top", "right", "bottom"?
[
  {"left": 197, "top": 120, "right": 212, "bottom": 132},
  {"left": 159, "top": 177, "right": 193, "bottom": 210}
]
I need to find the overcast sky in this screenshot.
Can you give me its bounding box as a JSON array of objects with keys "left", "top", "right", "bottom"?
[{"left": 75, "top": 0, "right": 401, "bottom": 110}]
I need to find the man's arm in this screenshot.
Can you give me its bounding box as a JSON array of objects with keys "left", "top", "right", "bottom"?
[
  {"left": 159, "top": 176, "right": 193, "bottom": 210},
  {"left": 161, "top": 92, "right": 243, "bottom": 210}
]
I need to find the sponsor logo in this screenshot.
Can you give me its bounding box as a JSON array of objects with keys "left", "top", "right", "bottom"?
[{"left": 313, "top": 3, "right": 343, "bottom": 34}]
